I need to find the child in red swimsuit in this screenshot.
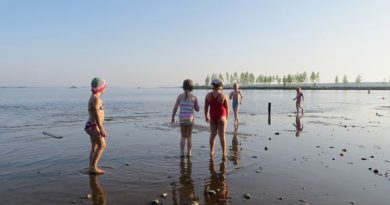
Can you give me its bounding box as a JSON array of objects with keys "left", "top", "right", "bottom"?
[{"left": 204, "top": 79, "right": 229, "bottom": 158}]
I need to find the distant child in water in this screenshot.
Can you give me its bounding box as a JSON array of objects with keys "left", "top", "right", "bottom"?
[
  {"left": 205, "top": 79, "right": 229, "bottom": 158},
  {"left": 229, "top": 82, "right": 243, "bottom": 127},
  {"left": 172, "top": 79, "right": 200, "bottom": 157},
  {"left": 85, "top": 77, "right": 107, "bottom": 174},
  {"left": 293, "top": 87, "right": 304, "bottom": 115}
]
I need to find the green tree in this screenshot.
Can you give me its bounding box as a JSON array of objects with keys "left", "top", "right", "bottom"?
[
  {"left": 315, "top": 72, "right": 320, "bottom": 83},
  {"left": 225, "top": 72, "right": 229, "bottom": 85},
  {"left": 256, "top": 75, "right": 261, "bottom": 84},
  {"left": 249, "top": 73, "right": 255, "bottom": 84},
  {"left": 282, "top": 76, "right": 287, "bottom": 87},
  {"left": 211, "top": 73, "right": 218, "bottom": 80},
  {"left": 219, "top": 73, "right": 224, "bottom": 82},
  {"left": 205, "top": 75, "right": 210, "bottom": 85},
  {"left": 240, "top": 73, "right": 246, "bottom": 85},
  {"left": 355, "top": 75, "right": 362, "bottom": 83},
  {"left": 277, "top": 76, "right": 282, "bottom": 84},
  {"left": 287, "top": 74, "right": 292, "bottom": 84},
  {"left": 310, "top": 72, "right": 316, "bottom": 84},
  {"left": 343, "top": 75, "right": 348, "bottom": 84},
  {"left": 335, "top": 76, "right": 339, "bottom": 84}
]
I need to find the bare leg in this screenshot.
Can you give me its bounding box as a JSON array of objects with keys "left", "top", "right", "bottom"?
[
  {"left": 218, "top": 117, "right": 227, "bottom": 158},
  {"left": 91, "top": 134, "right": 106, "bottom": 174},
  {"left": 89, "top": 142, "right": 98, "bottom": 169},
  {"left": 233, "top": 108, "right": 238, "bottom": 125},
  {"left": 209, "top": 120, "right": 218, "bottom": 157},
  {"left": 186, "top": 124, "right": 193, "bottom": 157},
  {"left": 180, "top": 125, "right": 186, "bottom": 157},
  {"left": 236, "top": 106, "right": 240, "bottom": 124}
]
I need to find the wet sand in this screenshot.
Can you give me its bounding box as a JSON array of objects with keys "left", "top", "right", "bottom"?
[{"left": 2, "top": 112, "right": 390, "bottom": 205}]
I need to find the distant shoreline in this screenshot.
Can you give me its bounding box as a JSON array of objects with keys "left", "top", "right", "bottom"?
[{"left": 194, "top": 83, "right": 390, "bottom": 90}]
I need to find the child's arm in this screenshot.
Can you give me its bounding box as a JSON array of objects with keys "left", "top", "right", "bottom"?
[
  {"left": 229, "top": 91, "right": 233, "bottom": 100},
  {"left": 194, "top": 97, "right": 200, "bottom": 112},
  {"left": 171, "top": 96, "right": 180, "bottom": 125},
  {"left": 204, "top": 94, "right": 210, "bottom": 122},
  {"left": 301, "top": 93, "right": 304, "bottom": 102},
  {"left": 223, "top": 95, "right": 229, "bottom": 118},
  {"left": 93, "top": 97, "right": 106, "bottom": 137},
  {"left": 239, "top": 91, "right": 243, "bottom": 104}
]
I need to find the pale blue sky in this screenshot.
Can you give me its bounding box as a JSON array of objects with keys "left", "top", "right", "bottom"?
[{"left": 0, "top": 0, "right": 389, "bottom": 87}]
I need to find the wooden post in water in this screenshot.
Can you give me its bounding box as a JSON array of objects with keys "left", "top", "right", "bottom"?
[{"left": 268, "top": 102, "right": 271, "bottom": 125}]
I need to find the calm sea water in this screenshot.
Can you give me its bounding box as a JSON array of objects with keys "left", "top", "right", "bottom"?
[
  {"left": 2, "top": 87, "right": 388, "bottom": 134},
  {"left": 1, "top": 87, "right": 390, "bottom": 205}
]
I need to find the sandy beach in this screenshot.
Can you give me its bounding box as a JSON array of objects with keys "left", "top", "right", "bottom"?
[{"left": 1, "top": 88, "right": 390, "bottom": 205}]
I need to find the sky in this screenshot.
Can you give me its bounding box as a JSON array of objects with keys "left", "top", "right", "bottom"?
[{"left": 0, "top": 0, "right": 389, "bottom": 87}]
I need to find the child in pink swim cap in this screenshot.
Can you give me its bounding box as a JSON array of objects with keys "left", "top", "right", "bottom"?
[{"left": 85, "top": 77, "right": 107, "bottom": 174}]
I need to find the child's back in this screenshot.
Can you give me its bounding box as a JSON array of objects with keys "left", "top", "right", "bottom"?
[{"left": 178, "top": 93, "right": 198, "bottom": 125}]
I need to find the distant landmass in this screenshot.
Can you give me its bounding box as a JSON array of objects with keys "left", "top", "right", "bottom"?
[{"left": 194, "top": 82, "right": 390, "bottom": 90}]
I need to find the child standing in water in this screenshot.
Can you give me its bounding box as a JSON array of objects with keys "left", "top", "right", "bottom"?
[
  {"left": 293, "top": 87, "right": 304, "bottom": 115},
  {"left": 205, "top": 79, "right": 229, "bottom": 158},
  {"left": 172, "top": 79, "right": 200, "bottom": 157},
  {"left": 85, "top": 77, "right": 107, "bottom": 174},
  {"left": 229, "top": 82, "right": 243, "bottom": 127}
]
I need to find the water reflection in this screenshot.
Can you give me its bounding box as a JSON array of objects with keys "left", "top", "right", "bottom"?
[
  {"left": 204, "top": 159, "right": 229, "bottom": 205},
  {"left": 172, "top": 157, "right": 199, "bottom": 205},
  {"left": 293, "top": 115, "right": 304, "bottom": 137},
  {"left": 89, "top": 175, "right": 107, "bottom": 205},
  {"left": 229, "top": 132, "right": 241, "bottom": 165}
]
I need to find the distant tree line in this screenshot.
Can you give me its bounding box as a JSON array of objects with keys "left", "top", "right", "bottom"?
[
  {"left": 334, "top": 74, "right": 363, "bottom": 84},
  {"left": 204, "top": 71, "right": 320, "bottom": 86}
]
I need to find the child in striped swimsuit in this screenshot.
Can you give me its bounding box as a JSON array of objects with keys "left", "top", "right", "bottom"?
[{"left": 172, "top": 79, "right": 200, "bottom": 157}]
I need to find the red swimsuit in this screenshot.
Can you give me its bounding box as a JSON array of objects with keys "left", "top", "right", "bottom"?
[{"left": 209, "top": 93, "right": 227, "bottom": 122}]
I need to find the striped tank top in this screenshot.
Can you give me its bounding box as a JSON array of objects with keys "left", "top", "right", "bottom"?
[{"left": 179, "top": 99, "right": 195, "bottom": 125}]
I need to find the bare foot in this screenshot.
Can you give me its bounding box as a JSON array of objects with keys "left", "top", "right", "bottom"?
[
  {"left": 89, "top": 167, "right": 105, "bottom": 175},
  {"left": 186, "top": 152, "right": 192, "bottom": 157}
]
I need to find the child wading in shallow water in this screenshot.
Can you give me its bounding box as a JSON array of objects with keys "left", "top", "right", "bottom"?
[
  {"left": 293, "top": 87, "right": 304, "bottom": 115},
  {"left": 172, "top": 79, "right": 200, "bottom": 157},
  {"left": 85, "top": 77, "right": 107, "bottom": 174},
  {"left": 204, "top": 79, "right": 229, "bottom": 158},
  {"left": 229, "top": 82, "right": 243, "bottom": 127}
]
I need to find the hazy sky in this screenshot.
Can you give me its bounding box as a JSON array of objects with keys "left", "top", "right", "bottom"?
[{"left": 1, "top": 0, "right": 389, "bottom": 87}]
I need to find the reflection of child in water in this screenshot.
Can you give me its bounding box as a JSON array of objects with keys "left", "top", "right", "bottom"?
[
  {"left": 293, "top": 115, "right": 303, "bottom": 137},
  {"left": 293, "top": 87, "right": 304, "bottom": 115},
  {"left": 229, "top": 133, "right": 241, "bottom": 165},
  {"left": 204, "top": 159, "right": 229, "bottom": 205},
  {"left": 172, "top": 157, "right": 198, "bottom": 205},
  {"left": 89, "top": 175, "right": 107, "bottom": 205}
]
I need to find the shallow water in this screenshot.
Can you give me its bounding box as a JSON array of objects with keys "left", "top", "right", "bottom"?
[{"left": 1, "top": 88, "right": 390, "bottom": 204}]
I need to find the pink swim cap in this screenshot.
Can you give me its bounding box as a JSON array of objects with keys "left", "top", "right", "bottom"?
[{"left": 91, "top": 77, "right": 107, "bottom": 94}]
